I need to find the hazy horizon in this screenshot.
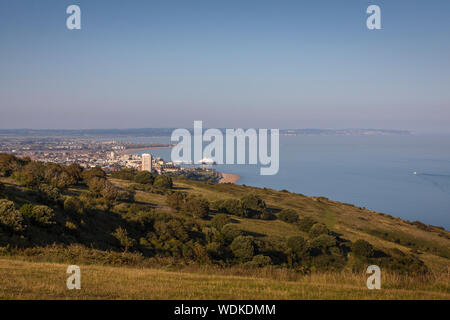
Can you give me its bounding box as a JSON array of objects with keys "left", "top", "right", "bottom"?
[{"left": 1, "top": 0, "right": 450, "bottom": 133}]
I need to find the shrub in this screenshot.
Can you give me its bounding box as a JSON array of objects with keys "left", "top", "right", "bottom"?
[
  {"left": 310, "top": 234, "right": 336, "bottom": 253},
  {"left": 0, "top": 199, "right": 24, "bottom": 232},
  {"left": 278, "top": 209, "right": 299, "bottom": 223},
  {"left": 100, "top": 181, "right": 120, "bottom": 201},
  {"left": 153, "top": 175, "right": 173, "bottom": 190},
  {"left": 249, "top": 254, "right": 272, "bottom": 267},
  {"left": 230, "top": 236, "right": 255, "bottom": 262},
  {"left": 27, "top": 205, "right": 55, "bottom": 225},
  {"left": 110, "top": 168, "right": 137, "bottom": 181},
  {"left": 221, "top": 199, "right": 246, "bottom": 217},
  {"left": 134, "top": 171, "right": 155, "bottom": 185},
  {"left": 185, "top": 197, "right": 210, "bottom": 219},
  {"left": 308, "top": 223, "right": 329, "bottom": 238},
  {"left": 241, "top": 194, "right": 266, "bottom": 216},
  {"left": 38, "top": 184, "right": 62, "bottom": 204},
  {"left": 19, "top": 203, "right": 34, "bottom": 217},
  {"left": 297, "top": 216, "right": 317, "bottom": 232},
  {"left": 210, "top": 214, "right": 231, "bottom": 231},
  {"left": 287, "top": 236, "right": 309, "bottom": 257},
  {"left": 166, "top": 192, "right": 185, "bottom": 211},
  {"left": 64, "top": 197, "right": 84, "bottom": 215},
  {"left": 220, "top": 224, "right": 243, "bottom": 243},
  {"left": 82, "top": 167, "right": 106, "bottom": 182},
  {"left": 65, "top": 221, "right": 78, "bottom": 230},
  {"left": 86, "top": 177, "right": 106, "bottom": 195},
  {"left": 352, "top": 239, "right": 374, "bottom": 258},
  {"left": 112, "top": 227, "right": 136, "bottom": 253}
]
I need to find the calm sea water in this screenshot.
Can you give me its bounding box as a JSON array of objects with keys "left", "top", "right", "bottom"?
[{"left": 125, "top": 135, "right": 450, "bottom": 229}]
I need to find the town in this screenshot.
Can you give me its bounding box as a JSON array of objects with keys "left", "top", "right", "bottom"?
[{"left": 0, "top": 136, "right": 219, "bottom": 181}]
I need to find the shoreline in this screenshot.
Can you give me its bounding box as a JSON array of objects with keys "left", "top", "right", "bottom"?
[
  {"left": 219, "top": 172, "right": 240, "bottom": 184},
  {"left": 118, "top": 145, "right": 173, "bottom": 155}
]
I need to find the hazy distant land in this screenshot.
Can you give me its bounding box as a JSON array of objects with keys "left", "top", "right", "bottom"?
[{"left": 0, "top": 128, "right": 412, "bottom": 137}]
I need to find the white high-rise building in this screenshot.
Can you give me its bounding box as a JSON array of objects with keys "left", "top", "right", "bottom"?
[{"left": 141, "top": 153, "right": 152, "bottom": 172}]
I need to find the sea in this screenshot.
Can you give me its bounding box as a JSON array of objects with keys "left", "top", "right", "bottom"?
[{"left": 119, "top": 135, "right": 450, "bottom": 229}]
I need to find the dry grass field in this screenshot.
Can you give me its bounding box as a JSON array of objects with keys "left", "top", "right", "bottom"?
[{"left": 0, "top": 258, "right": 448, "bottom": 300}]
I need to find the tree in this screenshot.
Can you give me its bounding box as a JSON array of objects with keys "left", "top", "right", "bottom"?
[
  {"left": 0, "top": 199, "right": 24, "bottom": 232},
  {"left": 15, "top": 161, "right": 46, "bottom": 188},
  {"left": 87, "top": 177, "right": 106, "bottom": 195},
  {"left": 308, "top": 223, "right": 329, "bottom": 238},
  {"left": 352, "top": 239, "right": 374, "bottom": 258},
  {"left": 278, "top": 209, "right": 299, "bottom": 223},
  {"left": 110, "top": 168, "right": 136, "bottom": 181},
  {"left": 64, "top": 163, "right": 83, "bottom": 184},
  {"left": 134, "top": 171, "right": 155, "bottom": 185},
  {"left": 0, "top": 153, "right": 27, "bottom": 177},
  {"left": 82, "top": 167, "right": 106, "bottom": 182},
  {"left": 297, "top": 216, "right": 317, "bottom": 232},
  {"left": 185, "top": 197, "right": 210, "bottom": 219},
  {"left": 210, "top": 214, "right": 231, "bottom": 231},
  {"left": 112, "top": 227, "right": 136, "bottom": 253},
  {"left": 153, "top": 175, "right": 173, "bottom": 190},
  {"left": 230, "top": 236, "right": 255, "bottom": 262},
  {"left": 101, "top": 181, "right": 119, "bottom": 201}
]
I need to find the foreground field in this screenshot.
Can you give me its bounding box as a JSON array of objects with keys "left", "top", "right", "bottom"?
[{"left": 0, "top": 258, "right": 448, "bottom": 300}]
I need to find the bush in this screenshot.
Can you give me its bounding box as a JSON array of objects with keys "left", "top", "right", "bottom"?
[
  {"left": 64, "top": 197, "right": 84, "bottom": 215},
  {"left": 310, "top": 234, "right": 336, "bottom": 253},
  {"left": 278, "top": 209, "right": 299, "bottom": 223},
  {"left": 352, "top": 239, "right": 374, "bottom": 258},
  {"left": 82, "top": 167, "right": 106, "bottom": 182},
  {"left": 220, "top": 199, "right": 246, "bottom": 217},
  {"left": 86, "top": 177, "right": 106, "bottom": 195},
  {"left": 134, "top": 171, "right": 155, "bottom": 185},
  {"left": 248, "top": 254, "right": 272, "bottom": 267},
  {"left": 110, "top": 168, "right": 137, "bottom": 181},
  {"left": 220, "top": 224, "right": 243, "bottom": 243},
  {"left": 241, "top": 194, "right": 266, "bottom": 216},
  {"left": 308, "top": 223, "right": 329, "bottom": 238},
  {"left": 230, "top": 236, "right": 255, "bottom": 262},
  {"left": 38, "top": 184, "right": 62, "bottom": 204},
  {"left": 210, "top": 214, "right": 231, "bottom": 231},
  {"left": 287, "top": 236, "right": 309, "bottom": 258},
  {"left": 112, "top": 227, "right": 136, "bottom": 253},
  {"left": 166, "top": 192, "right": 185, "bottom": 211},
  {"left": 185, "top": 197, "right": 210, "bottom": 219},
  {"left": 28, "top": 205, "right": 55, "bottom": 225},
  {"left": 153, "top": 175, "right": 173, "bottom": 190},
  {"left": 0, "top": 199, "right": 24, "bottom": 232},
  {"left": 297, "top": 216, "right": 317, "bottom": 232}
]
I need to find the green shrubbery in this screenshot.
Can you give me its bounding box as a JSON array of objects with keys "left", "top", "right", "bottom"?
[
  {"left": 278, "top": 209, "right": 299, "bottom": 223},
  {"left": 0, "top": 199, "right": 24, "bottom": 232}
]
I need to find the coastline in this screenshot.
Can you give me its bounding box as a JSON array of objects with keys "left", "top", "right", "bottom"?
[
  {"left": 219, "top": 172, "right": 240, "bottom": 184},
  {"left": 118, "top": 145, "right": 173, "bottom": 155}
]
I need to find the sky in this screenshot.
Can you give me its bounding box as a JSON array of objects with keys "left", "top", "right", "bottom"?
[{"left": 0, "top": 0, "right": 450, "bottom": 132}]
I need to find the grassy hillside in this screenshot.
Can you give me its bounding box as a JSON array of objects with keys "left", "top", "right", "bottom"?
[{"left": 0, "top": 154, "right": 449, "bottom": 299}]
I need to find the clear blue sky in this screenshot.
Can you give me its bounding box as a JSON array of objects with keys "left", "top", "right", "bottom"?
[{"left": 1, "top": 0, "right": 450, "bottom": 132}]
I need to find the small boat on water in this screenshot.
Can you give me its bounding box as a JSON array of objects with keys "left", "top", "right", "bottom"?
[{"left": 413, "top": 171, "right": 417, "bottom": 175}]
